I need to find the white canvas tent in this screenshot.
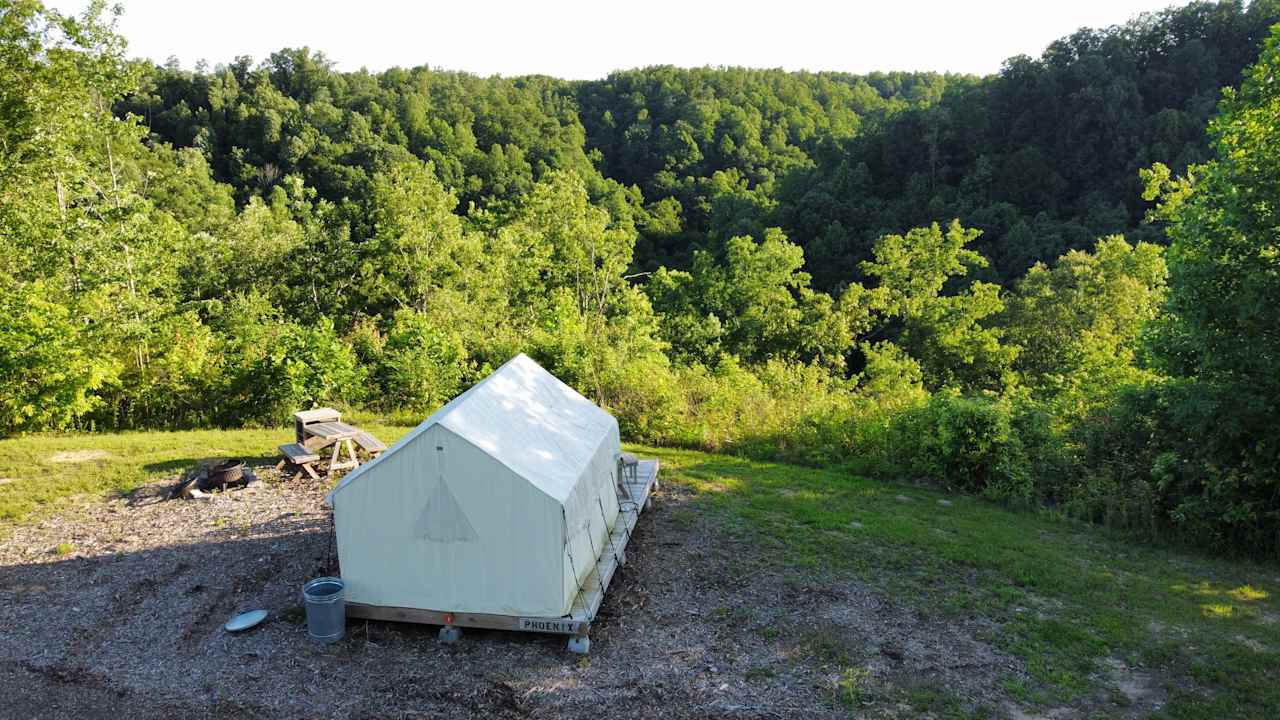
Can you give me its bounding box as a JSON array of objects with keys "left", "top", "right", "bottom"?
[{"left": 326, "top": 353, "right": 625, "bottom": 618}]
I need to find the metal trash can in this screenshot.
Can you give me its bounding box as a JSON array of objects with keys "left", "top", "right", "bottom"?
[{"left": 302, "top": 576, "right": 345, "bottom": 643}]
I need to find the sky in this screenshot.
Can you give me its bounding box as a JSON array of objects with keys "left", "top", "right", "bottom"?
[{"left": 51, "top": 0, "right": 1182, "bottom": 79}]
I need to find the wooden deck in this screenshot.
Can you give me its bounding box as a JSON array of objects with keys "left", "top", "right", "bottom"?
[{"left": 345, "top": 459, "right": 659, "bottom": 640}]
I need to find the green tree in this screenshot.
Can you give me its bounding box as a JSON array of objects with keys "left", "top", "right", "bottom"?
[
  {"left": 510, "top": 171, "right": 637, "bottom": 321},
  {"left": 1002, "top": 235, "right": 1167, "bottom": 417},
  {"left": 363, "top": 160, "right": 479, "bottom": 314},
  {"left": 1133, "top": 25, "right": 1280, "bottom": 550},
  {"left": 0, "top": 280, "right": 112, "bottom": 433},
  {"left": 378, "top": 310, "right": 467, "bottom": 413},
  {"left": 217, "top": 302, "right": 365, "bottom": 424},
  {"left": 0, "top": 0, "right": 200, "bottom": 430},
  {"left": 1144, "top": 27, "right": 1280, "bottom": 392},
  {"left": 646, "top": 228, "right": 855, "bottom": 368},
  {"left": 861, "top": 221, "right": 1017, "bottom": 391}
]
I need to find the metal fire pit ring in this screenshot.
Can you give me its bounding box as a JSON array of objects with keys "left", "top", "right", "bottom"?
[{"left": 206, "top": 460, "right": 245, "bottom": 488}]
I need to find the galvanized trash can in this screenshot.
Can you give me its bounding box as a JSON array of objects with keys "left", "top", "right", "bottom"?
[{"left": 302, "top": 577, "right": 345, "bottom": 643}]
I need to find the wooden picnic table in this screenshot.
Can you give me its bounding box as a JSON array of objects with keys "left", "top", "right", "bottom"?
[
  {"left": 303, "top": 421, "right": 359, "bottom": 445},
  {"left": 277, "top": 409, "right": 388, "bottom": 481},
  {"left": 303, "top": 421, "right": 361, "bottom": 475}
]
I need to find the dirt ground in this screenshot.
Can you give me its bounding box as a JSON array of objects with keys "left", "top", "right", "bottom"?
[{"left": 0, "top": 467, "right": 1028, "bottom": 719}]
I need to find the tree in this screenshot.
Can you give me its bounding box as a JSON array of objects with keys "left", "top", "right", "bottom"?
[
  {"left": 1131, "top": 24, "right": 1280, "bottom": 550},
  {"left": 363, "top": 160, "right": 478, "bottom": 314},
  {"left": 1002, "top": 235, "right": 1167, "bottom": 416},
  {"left": 646, "top": 228, "right": 855, "bottom": 368},
  {"left": 0, "top": 0, "right": 198, "bottom": 429},
  {"left": 0, "top": 280, "right": 112, "bottom": 434},
  {"left": 1144, "top": 25, "right": 1280, "bottom": 393},
  {"left": 861, "top": 221, "right": 1017, "bottom": 391},
  {"left": 509, "top": 170, "right": 636, "bottom": 323},
  {"left": 377, "top": 310, "right": 467, "bottom": 412}
]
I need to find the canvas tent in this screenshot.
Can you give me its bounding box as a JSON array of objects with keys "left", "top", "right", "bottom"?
[{"left": 326, "top": 353, "right": 624, "bottom": 618}]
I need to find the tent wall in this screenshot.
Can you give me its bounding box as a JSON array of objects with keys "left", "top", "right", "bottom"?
[
  {"left": 560, "top": 422, "right": 623, "bottom": 608},
  {"left": 334, "top": 424, "right": 566, "bottom": 616}
]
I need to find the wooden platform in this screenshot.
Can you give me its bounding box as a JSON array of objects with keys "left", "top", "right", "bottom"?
[{"left": 345, "top": 459, "right": 659, "bottom": 640}]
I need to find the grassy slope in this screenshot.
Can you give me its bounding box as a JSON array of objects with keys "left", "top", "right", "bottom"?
[
  {"left": 646, "top": 446, "right": 1280, "bottom": 719},
  {"left": 0, "top": 429, "right": 1276, "bottom": 718}
]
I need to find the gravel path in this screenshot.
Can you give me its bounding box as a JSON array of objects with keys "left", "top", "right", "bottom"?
[{"left": 0, "top": 468, "right": 1025, "bottom": 719}]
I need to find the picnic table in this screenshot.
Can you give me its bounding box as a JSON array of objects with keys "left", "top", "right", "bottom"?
[
  {"left": 277, "top": 408, "right": 387, "bottom": 480},
  {"left": 303, "top": 421, "right": 362, "bottom": 475}
]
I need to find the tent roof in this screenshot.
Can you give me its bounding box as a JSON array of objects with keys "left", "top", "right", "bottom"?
[{"left": 328, "top": 354, "right": 618, "bottom": 504}]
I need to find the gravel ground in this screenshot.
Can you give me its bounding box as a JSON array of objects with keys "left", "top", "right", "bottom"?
[{"left": 0, "top": 467, "right": 1027, "bottom": 719}]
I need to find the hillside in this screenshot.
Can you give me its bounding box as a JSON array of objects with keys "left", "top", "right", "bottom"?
[{"left": 123, "top": 1, "right": 1280, "bottom": 284}]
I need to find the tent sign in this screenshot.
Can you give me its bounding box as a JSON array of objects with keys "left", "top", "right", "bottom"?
[{"left": 518, "top": 618, "right": 582, "bottom": 634}]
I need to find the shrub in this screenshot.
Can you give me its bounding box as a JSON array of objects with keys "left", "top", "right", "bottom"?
[
  {"left": 0, "top": 281, "right": 113, "bottom": 434},
  {"left": 885, "top": 393, "right": 1034, "bottom": 502},
  {"left": 219, "top": 313, "right": 365, "bottom": 425},
  {"left": 599, "top": 355, "right": 686, "bottom": 443},
  {"left": 1073, "top": 379, "right": 1280, "bottom": 554},
  {"left": 669, "top": 357, "right": 770, "bottom": 451},
  {"left": 1007, "top": 395, "right": 1074, "bottom": 502},
  {"left": 655, "top": 357, "right": 861, "bottom": 466},
  {"left": 94, "top": 312, "right": 223, "bottom": 429},
  {"left": 747, "top": 361, "right": 859, "bottom": 466},
  {"left": 378, "top": 310, "right": 467, "bottom": 413}
]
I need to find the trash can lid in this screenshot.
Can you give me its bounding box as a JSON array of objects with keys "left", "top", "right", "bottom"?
[{"left": 224, "top": 609, "right": 268, "bottom": 632}]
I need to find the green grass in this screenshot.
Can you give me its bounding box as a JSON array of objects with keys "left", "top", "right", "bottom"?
[
  {"left": 0, "top": 423, "right": 413, "bottom": 526},
  {"left": 640, "top": 446, "right": 1280, "bottom": 719},
  {"left": 0, "top": 430, "right": 1276, "bottom": 717}
]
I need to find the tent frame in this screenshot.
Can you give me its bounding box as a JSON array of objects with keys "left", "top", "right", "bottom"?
[{"left": 344, "top": 459, "right": 659, "bottom": 653}]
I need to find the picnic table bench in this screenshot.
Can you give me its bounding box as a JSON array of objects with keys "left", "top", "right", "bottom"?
[
  {"left": 302, "top": 420, "right": 360, "bottom": 475},
  {"left": 352, "top": 430, "right": 387, "bottom": 456},
  {"left": 277, "top": 443, "right": 322, "bottom": 480}
]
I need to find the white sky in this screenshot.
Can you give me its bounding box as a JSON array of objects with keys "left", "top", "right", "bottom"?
[{"left": 52, "top": 0, "right": 1182, "bottom": 79}]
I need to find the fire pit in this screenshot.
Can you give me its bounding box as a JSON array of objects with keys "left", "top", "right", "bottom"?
[
  {"left": 174, "top": 459, "right": 259, "bottom": 500},
  {"left": 205, "top": 460, "right": 245, "bottom": 489}
]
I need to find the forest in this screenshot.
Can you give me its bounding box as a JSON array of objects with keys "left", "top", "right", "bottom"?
[{"left": 3, "top": 0, "right": 1280, "bottom": 556}]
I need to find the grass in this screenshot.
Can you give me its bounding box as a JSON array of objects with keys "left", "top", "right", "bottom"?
[
  {"left": 0, "top": 429, "right": 1276, "bottom": 717},
  {"left": 833, "top": 666, "right": 873, "bottom": 709},
  {"left": 0, "top": 423, "right": 414, "bottom": 526},
  {"left": 642, "top": 445, "right": 1280, "bottom": 719}
]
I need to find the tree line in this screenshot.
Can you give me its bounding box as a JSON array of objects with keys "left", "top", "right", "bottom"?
[{"left": 3, "top": 0, "right": 1280, "bottom": 555}]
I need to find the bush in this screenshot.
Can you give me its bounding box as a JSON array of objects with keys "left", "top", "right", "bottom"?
[
  {"left": 220, "top": 313, "right": 365, "bottom": 425},
  {"left": 0, "top": 281, "right": 112, "bottom": 434},
  {"left": 746, "top": 361, "right": 859, "bottom": 465},
  {"left": 668, "top": 357, "right": 770, "bottom": 451},
  {"left": 93, "top": 312, "right": 222, "bottom": 429},
  {"left": 1007, "top": 395, "right": 1074, "bottom": 502},
  {"left": 599, "top": 355, "right": 686, "bottom": 443},
  {"left": 884, "top": 393, "right": 1034, "bottom": 502},
  {"left": 1073, "top": 379, "right": 1280, "bottom": 555},
  {"left": 377, "top": 310, "right": 467, "bottom": 413},
  {"left": 655, "top": 357, "right": 861, "bottom": 466}
]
